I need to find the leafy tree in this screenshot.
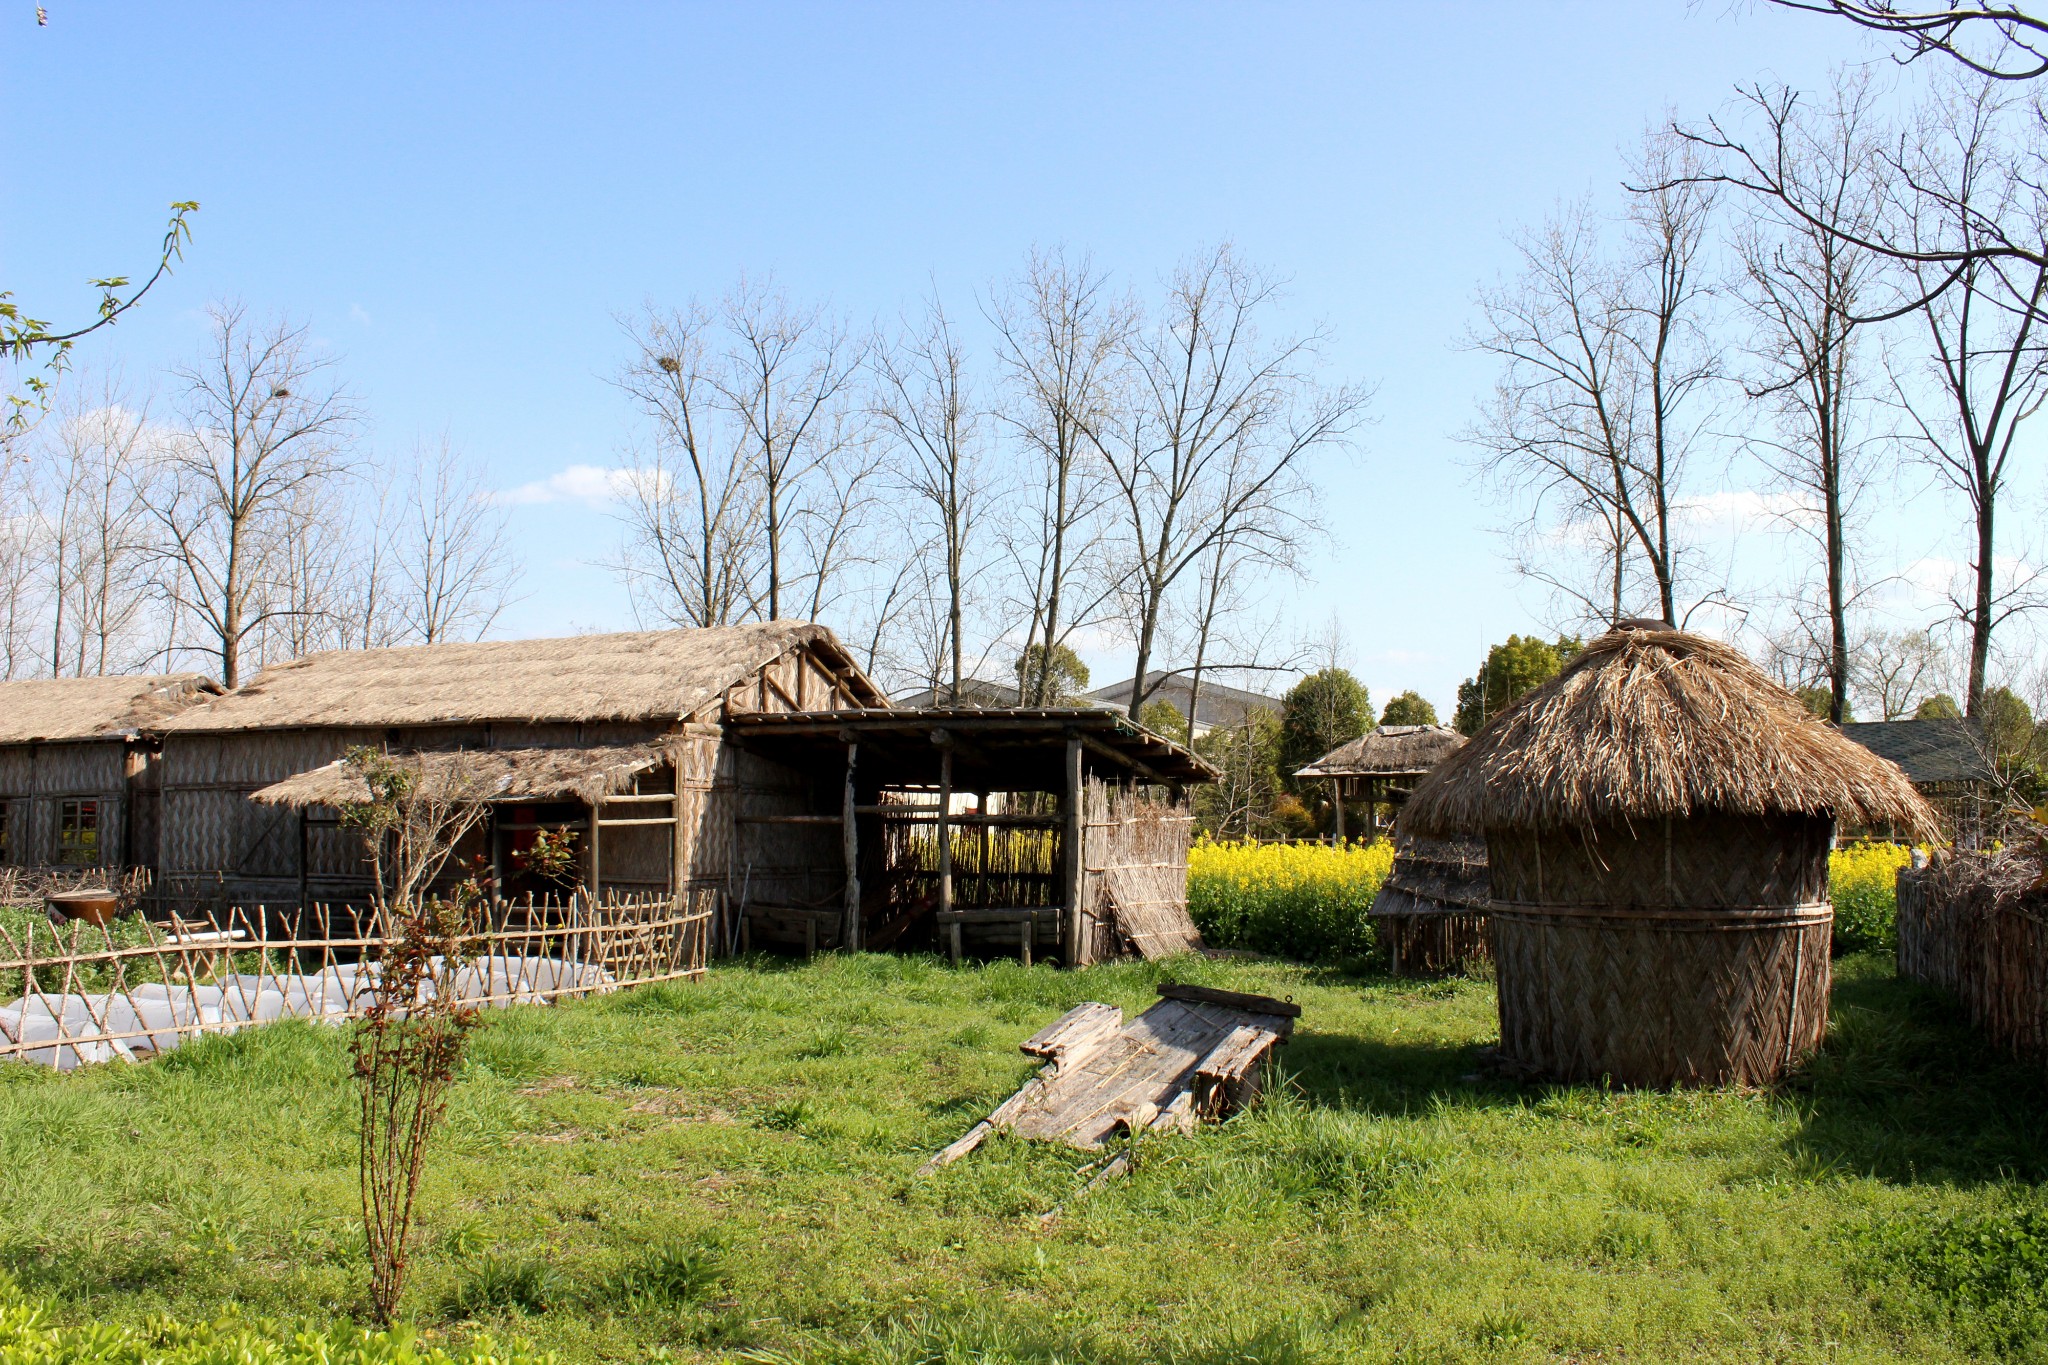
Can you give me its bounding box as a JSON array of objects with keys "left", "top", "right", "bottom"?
[
  {"left": 1280, "top": 668, "right": 1374, "bottom": 779},
  {"left": 1980, "top": 686, "right": 2036, "bottom": 763},
  {"left": 1794, "top": 686, "right": 1854, "bottom": 722},
  {"left": 1140, "top": 699, "right": 1190, "bottom": 744},
  {"left": 1015, "top": 641, "right": 1090, "bottom": 704},
  {"left": 1453, "top": 635, "right": 1581, "bottom": 735},
  {"left": 1379, "top": 690, "right": 1439, "bottom": 726},
  {"left": 1916, "top": 692, "right": 1964, "bottom": 720}
]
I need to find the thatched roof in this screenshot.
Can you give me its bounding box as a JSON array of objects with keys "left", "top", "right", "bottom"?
[
  {"left": 1402, "top": 623, "right": 1940, "bottom": 840},
  {"left": 158, "top": 622, "right": 886, "bottom": 733},
  {"left": 1841, "top": 719, "right": 1997, "bottom": 789},
  {"left": 0, "top": 674, "right": 223, "bottom": 745},
  {"left": 251, "top": 744, "right": 666, "bottom": 809},
  {"left": 1296, "top": 724, "right": 1465, "bottom": 779}
]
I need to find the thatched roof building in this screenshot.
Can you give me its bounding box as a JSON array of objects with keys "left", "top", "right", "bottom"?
[
  {"left": 0, "top": 674, "right": 221, "bottom": 873},
  {"left": 145, "top": 621, "right": 1210, "bottom": 968},
  {"left": 1403, "top": 621, "right": 1938, "bottom": 1087},
  {"left": 1403, "top": 628, "right": 1936, "bottom": 840}
]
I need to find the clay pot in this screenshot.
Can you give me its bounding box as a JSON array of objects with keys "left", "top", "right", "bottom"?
[{"left": 46, "top": 890, "right": 122, "bottom": 927}]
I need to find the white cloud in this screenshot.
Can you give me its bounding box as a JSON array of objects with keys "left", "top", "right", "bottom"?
[
  {"left": 349, "top": 303, "right": 373, "bottom": 327},
  {"left": 495, "top": 464, "right": 656, "bottom": 508},
  {"left": 1675, "top": 489, "right": 1819, "bottom": 536}
]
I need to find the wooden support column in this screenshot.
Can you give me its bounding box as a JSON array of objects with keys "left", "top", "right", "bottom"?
[
  {"left": 586, "top": 798, "right": 602, "bottom": 903},
  {"left": 843, "top": 741, "right": 861, "bottom": 952},
  {"left": 1332, "top": 779, "right": 1346, "bottom": 845},
  {"left": 1062, "top": 736, "right": 1085, "bottom": 968},
  {"left": 936, "top": 735, "right": 954, "bottom": 955},
  {"left": 297, "top": 810, "right": 310, "bottom": 912}
]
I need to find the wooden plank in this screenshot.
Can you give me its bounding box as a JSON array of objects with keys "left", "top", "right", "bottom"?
[
  {"left": 1194, "top": 1024, "right": 1281, "bottom": 1083},
  {"left": 842, "top": 742, "right": 861, "bottom": 953},
  {"left": 735, "top": 814, "right": 843, "bottom": 826},
  {"left": 1020, "top": 1001, "right": 1122, "bottom": 1065},
  {"left": 1062, "top": 737, "right": 1084, "bottom": 967},
  {"left": 1157, "top": 982, "right": 1301, "bottom": 1019}
]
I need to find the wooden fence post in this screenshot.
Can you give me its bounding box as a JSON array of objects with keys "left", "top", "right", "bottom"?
[{"left": 1062, "top": 736, "right": 1084, "bottom": 968}]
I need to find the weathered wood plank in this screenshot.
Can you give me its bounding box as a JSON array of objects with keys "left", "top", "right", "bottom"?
[{"left": 1157, "top": 982, "right": 1301, "bottom": 1019}]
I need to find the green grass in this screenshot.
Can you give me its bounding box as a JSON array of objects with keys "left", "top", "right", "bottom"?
[{"left": 1, "top": 951, "right": 2045, "bottom": 1362}]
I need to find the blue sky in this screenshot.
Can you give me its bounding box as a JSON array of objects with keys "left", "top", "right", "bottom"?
[{"left": 4, "top": 3, "right": 1897, "bottom": 710}]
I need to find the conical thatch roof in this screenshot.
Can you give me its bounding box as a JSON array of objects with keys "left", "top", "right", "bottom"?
[
  {"left": 0, "top": 674, "right": 222, "bottom": 744},
  {"left": 1402, "top": 623, "right": 1939, "bottom": 840},
  {"left": 157, "top": 621, "right": 886, "bottom": 733},
  {"left": 1296, "top": 724, "right": 1465, "bottom": 779}
]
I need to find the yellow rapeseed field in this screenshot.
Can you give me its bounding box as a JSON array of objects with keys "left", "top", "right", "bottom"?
[{"left": 1188, "top": 836, "right": 1915, "bottom": 960}]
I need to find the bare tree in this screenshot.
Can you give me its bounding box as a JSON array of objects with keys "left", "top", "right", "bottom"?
[
  {"left": 716, "top": 279, "right": 866, "bottom": 620},
  {"left": 392, "top": 438, "right": 519, "bottom": 644},
  {"left": 613, "top": 307, "right": 765, "bottom": 628},
  {"left": 1732, "top": 74, "right": 1892, "bottom": 722},
  {"left": 1889, "top": 74, "right": 2048, "bottom": 715},
  {"left": 1468, "top": 131, "right": 1718, "bottom": 630},
  {"left": 1770, "top": 1, "right": 2048, "bottom": 82},
  {"left": 0, "top": 455, "right": 44, "bottom": 679},
  {"left": 153, "top": 304, "right": 357, "bottom": 686},
  {"left": 1852, "top": 623, "right": 1952, "bottom": 716},
  {"left": 39, "top": 377, "right": 158, "bottom": 676},
  {"left": 989, "top": 249, "right": 1132, "bottom": 704},
  {"left": 871, "top": 294, "right": 985, "bottom": 703},
  {"left": 1095, "top": 245, "right": 1368, "bottom": 719}
]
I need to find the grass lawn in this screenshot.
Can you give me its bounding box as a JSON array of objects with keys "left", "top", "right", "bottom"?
[{"left": 2, "top": 951, "right": 2046, "bottom": 1363}]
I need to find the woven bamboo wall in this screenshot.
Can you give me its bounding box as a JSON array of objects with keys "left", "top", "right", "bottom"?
[
  {"left": 1081, "top": 780, "right": 1198, "bottom": 963},
  {"left": 0, "top": 740, "right": 133, "bottom": 869},
  {"left": 1897, "top": 859, "right": 2048, "bottom": 1066},
  {"left": 1487, "top": 814, "right": 1833, "bottom": 1087}
]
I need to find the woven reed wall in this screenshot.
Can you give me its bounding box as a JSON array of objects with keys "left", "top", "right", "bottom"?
[
  {"left": 1486, "top": 813, "right": 1834, "bottom": 1087},
  {"left": 0, "top": 740, "right": 135, "bottom": 870},
  {"left": 1373, "top": 832, "right": 1491, "bottom": 976},
  {"left": 1897, "top": 858, "right": 2048, "bottom": 1066},
  {"left": 1082, "top": 780, "right": 1198, "bottom": 963}
]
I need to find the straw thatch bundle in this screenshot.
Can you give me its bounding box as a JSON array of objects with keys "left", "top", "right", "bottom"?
[
  {"left": 1898, "top": 849, "right": 2048, "bottom": 1066},
  {"left": 249, "top": 745, "right": 667, "bottom": 809},
  {"left": 1403, "top": 621, "right": 1939, "bottom": 1088},
  {"left": 1403, "top": 626, "right": 1937, "bottom": 840},
  {"left": 0, "top": 674, "right": 221, "bottom": 745},
  {"left": 157, "top": 621, "right": 883, "bottom": 733}
]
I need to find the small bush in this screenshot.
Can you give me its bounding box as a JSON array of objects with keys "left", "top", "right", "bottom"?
[
  {"left": 1855, "top": 1203, "right": 2048, "bottom": 1351},
  {"left": 1186, "top": 839, "right": 1393, "bottom": 962},
  {"left": 446, "top": 1251, "right": 559, "bottom": 1317},
  {"left": 594, "top": 1237, "right": 723, "bottom": 1311}
]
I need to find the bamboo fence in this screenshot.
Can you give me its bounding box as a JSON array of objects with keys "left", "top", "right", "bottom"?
[
  {"left": 1897, "top": 852, "right": 2048, "bottom": 1066},
  {"left": 0, "top": 888, "right": 715, "bottom": 1070}
]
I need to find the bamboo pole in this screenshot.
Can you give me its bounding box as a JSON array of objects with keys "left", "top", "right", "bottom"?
[{"left": 843, "top": 741, "right": 862, "bottom": 952}]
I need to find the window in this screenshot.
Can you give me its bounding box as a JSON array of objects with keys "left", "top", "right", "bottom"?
[{"left": 58, "top": 799, "right": 100, "bottom": 867}]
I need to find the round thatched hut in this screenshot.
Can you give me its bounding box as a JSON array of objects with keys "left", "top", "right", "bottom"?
[
  {"left": 1402, "top": 621, "right": 1938, "bottom": 1087},
  {"left": 1370, "top": 830, "right": 1490, "bottom": 976}
]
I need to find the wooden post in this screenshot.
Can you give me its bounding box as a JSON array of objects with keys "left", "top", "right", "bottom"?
[
  {"left": 1062, "top": 736, "right": 1084, "bottom": 968},
  {"left": 587, "top": 799, "right": 602, "bottom": 902},
  {"left": 297, "top": 809, "right": 310, "bottom": 912},
  {"left": 1332, "top": 779, "right": 1346, "bottom": 846},
  {"left": 936, "top": 737, "right": 954, "bottom": 943},
  {"left": 843, "top": 741, "right": 861, "bottom": 952}
]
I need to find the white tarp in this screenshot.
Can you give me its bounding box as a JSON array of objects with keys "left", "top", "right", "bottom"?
[{"left": 0, "top": 954, "right": 615, "bottom": 1070}]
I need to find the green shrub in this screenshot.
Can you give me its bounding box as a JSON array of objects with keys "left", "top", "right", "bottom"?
[
  {"left": 446, "top": 1252, "right": 559, "bottom": 1318},
  {"left": 1830, "top": 843, "right": 1914, "bottom": 956},
  {"left": 593, "top": 1237, "right": 722, "bottom": 1311},
  {"left": 0, "top": 1273, "right": 552, "bottom": 1362},
  {"left": 1855, "top": 1203, "right": 2048, "bottom": 1351}
]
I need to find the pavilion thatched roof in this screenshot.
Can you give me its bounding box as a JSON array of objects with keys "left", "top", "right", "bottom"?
[
  {"left": 1296, "top": 724, "right": 1465, "bottom": 779},
  {"left": 1401, "top": 622, "right": 1940, "bottom": 840},
  {"left": 0, "top": 674, "right": 222, "bottom": 745}
]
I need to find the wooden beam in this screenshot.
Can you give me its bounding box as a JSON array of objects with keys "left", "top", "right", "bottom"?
[
  {"left": 734, "top": 814, "right": 843, "bottom": 826},
  {"left": 843, "top": 741, "right": 861, "bottom": 953},
  {"left": 1076, "top": 731, "right": 1167, "bottom": 784},
  {"left": 1062, "top": 737, "right": 1084, "bottom": 968},
  {"left": 937, "top": 744, "right": 954, "bottom": 946}
]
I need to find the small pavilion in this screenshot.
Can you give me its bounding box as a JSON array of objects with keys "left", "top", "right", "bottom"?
[{"left": 1295, "top": 724, "right": 1466, "bottom": 841}]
